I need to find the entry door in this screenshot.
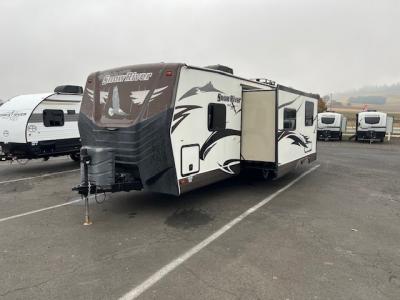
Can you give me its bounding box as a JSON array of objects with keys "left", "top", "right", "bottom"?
[
  {"left": 181, "top": 144, "right": 200, "bottom": 177},
  {"left": 241, "top": 90, "right": 276, "bottom": 162}
]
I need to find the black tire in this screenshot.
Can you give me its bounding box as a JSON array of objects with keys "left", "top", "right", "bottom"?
[
  {"left": 70, "top": 153, "right": 80, "bottom": 162},
  {"left": 339, "top": 133, "right": 342, "bottom": 141},
  {"left": 380, "top": 138, "right": 384, "bottom": 143},
  {"left": 260, "top": 168, "right": 272, "bottom": 181}
]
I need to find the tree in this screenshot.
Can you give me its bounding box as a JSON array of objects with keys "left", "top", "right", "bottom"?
[{"left": 318, "top": 97, "right": 327, "bottom": 112}]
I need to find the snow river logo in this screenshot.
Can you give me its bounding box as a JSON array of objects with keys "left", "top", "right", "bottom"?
[
  {"left": 0, "top": 111, "right": 27, "bottom": 121},
  {"left": 102, "top": 72, "right": 153, "bottom": 85}
]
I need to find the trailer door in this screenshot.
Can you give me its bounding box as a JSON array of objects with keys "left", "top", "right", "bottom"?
[{"left": 241, "top": 90, "right": 276, "bottom": 162}]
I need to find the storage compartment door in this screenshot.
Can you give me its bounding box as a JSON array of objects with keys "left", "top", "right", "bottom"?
[
  {"left": 181, "top": 145, "right": 200, "bottom": 176},
  {"left": 241, "top": 90, "right": 276, "bottom": 162}
]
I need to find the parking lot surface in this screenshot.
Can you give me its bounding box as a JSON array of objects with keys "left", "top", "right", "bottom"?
[{"left": 0, "top": 141, "right": 399, "bottom": 299}]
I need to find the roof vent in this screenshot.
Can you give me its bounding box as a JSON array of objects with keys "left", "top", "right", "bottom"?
[
  {"left": 205, "top": 65, "right": 233, "bottom": 74},
  {"left": 252, "top": 78, "right": 276, "bottom": 86},
  {"left": 54, "top": 85, "right": 83, "bottom": 94}
]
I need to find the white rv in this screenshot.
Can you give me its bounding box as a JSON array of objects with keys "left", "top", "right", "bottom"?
[
  {"left": 317, "top": 112, "right": 347, "bottom": 141},
  {"left": 74, "top": 63, "right": 318, "bottom": 201},
  {"left": 0, "top": 85, "right": 83, "bottom": 161},
  {"left": 356, "top": 111, "right": 393, "bottom": 142}
]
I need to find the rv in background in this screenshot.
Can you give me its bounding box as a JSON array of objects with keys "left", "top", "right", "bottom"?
[
  {"left": 74, "top": 63, "right": 318, "bottom": 199},
  {"left": 317, "top": 112, "right": 347, "bottom": 141},
  {"left": 0, "top": 85, "right": 83, "bottom": 161},
  {"left": 356, "top": 111, "right": 393, "bottom": 142}
]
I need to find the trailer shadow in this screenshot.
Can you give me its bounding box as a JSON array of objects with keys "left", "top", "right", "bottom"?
[{"left": 96, "top": 167, "right": 311, "bottom": 228}]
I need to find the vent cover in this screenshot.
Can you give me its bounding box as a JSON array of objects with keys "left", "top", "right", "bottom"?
[
  {"left": 204, "top": 65, "right": 234, "bottom": 74},
  {"left": 54, "top": 85, "right": 83, "bottom": 94}
]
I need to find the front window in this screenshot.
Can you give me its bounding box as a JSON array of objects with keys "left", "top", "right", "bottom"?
[
  {"left": 321, "top": 117, "right": 335, "bottom": 124},
  {"left": 364, "top": 116, "right": 380, "bottom": 124}
]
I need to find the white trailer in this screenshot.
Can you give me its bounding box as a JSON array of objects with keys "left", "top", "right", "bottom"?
[
  {"left": 317, "top": 112, "right": 347, "bottom": 141},
  {"left": 356, "top": 111, "right": 393, "bottom": 142},
  {"left": 0, "top": 85, "right": 83, "bottom": 161},
  {"left": 74, "top": 63, "right": 318, "bottom": 201}
]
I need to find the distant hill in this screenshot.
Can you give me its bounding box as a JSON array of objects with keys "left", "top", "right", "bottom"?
[{"left": 325, "top": 83, "right": 400, "bottom": 113}]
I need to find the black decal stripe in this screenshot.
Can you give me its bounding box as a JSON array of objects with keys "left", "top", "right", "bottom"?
[
  {"left": 171, "top": 105, "right": 202, "bottom": 133},
  {"left": 278, "top": 95, "right": 301, "bottom": 109},
  {"left": 200, "top": 129, "right": 241, "bottom": 160},
  {"left": 179, "top": 82, "right": 223, "bottom": 101}
]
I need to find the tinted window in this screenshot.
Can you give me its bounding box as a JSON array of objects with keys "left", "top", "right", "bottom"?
[
  {"left": 67, "top": 110, "right": 75, "bottom": 115},
  {"left": 284, "top": 108, "right": 296, "bottom": 130},
  {"left": 365, "top": 116, "right": 380, "bottom": 124},
  {"left": 208, "top": 103, "right": 226, "bottom": 131},
  {"left": 305, "top": 101, "right": 314, "bottom": 126},
  {"left": 43, "top": 109, "right": 64, "bottom": 127},
  {"left": 321, "top": 117, "right": 335, "bottom": 124}
]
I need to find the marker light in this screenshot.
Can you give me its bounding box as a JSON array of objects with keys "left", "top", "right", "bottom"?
[{"left": 165, "top": 70, "right": 173, "bottom": 77}]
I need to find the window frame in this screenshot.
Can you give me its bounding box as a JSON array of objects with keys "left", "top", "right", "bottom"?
[
  {"left": 305, "top": 101, "right": 314, "bottom": 126},
  {"left": 207, "top": 103, "right": 226, "bottom": 132},
  {"left": 43, "top": 109, "right": 65, "bottom": 127},
  {"left": 283, "top": 108, "right": 297, "bottom": 130}
]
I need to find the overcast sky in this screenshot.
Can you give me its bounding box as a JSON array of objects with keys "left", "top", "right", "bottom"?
[{"left": 0, "top": 0, "right": 399, "bottom": 100}]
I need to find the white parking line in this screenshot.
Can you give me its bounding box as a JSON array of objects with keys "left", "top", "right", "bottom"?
[
  {"left": 119, "top": 164, "right": 321, "bottom": 300},
  {"left": 0, "top": 198, "right": 82, "bottom": 223},
  {"left": 0, "top": 169, "right": 79, "bottom": 185}
]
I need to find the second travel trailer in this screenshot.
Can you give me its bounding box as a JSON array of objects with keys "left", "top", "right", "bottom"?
[
  {"left": 356, "top": 111, "right": 393, "bottom": 142},
  {"left": 0, "top": 85, "right": 83, "bottom": 161},
  {"left": 317, "top": 112, "right": 347, "bottom": 141},
  {"left": 74, "top": 63, "right": 318, "bottom": 207}
]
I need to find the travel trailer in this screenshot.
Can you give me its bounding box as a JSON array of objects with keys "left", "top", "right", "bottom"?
[
  {"left": 0, "top": 85, "right": 83, "bottom": 161},
  {"left": 74, "top": 63, "right": 318, "bottom": 215},
  {"left": 356, "top": 111, "right": 393, "bottom": 142},
  {"left": 317, "top": 112, "right": 347, "bottom": 141}
]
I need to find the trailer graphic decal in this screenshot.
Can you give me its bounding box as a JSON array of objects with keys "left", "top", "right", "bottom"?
[
  {"left": 171, "top": 105, "right": 202, "bottom": 133},
  {"left": 200, "top": 129, "right": 241, "bottom": 160},
  {"left": 0, "top": 111, "right": 27, "bottom": 121},
  {"left": 278, "top": 95, "right": 301, "bottom": 109},
  {"left": 278, "top": 130, "right": 312, "bottom": 153},
  {"left": 218, "top": 158, "right": 241, "bottom": 174},
  {"left": 179, "top": 82, "right": 222, "bottom": 101},
  {"left": 108, "top": 86, "right": 128, "bottom": 116}
]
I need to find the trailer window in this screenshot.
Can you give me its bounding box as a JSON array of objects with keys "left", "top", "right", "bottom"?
[
  {"left": 321, "top": 117, "right": 335, "bottom": 124},
  {"left": 284, "top": 108, "right": 296, "bottom": 130},
  {"left": 364, "top": 116, "right": 380, "bottom": 124},
  {"left": 43, "top": 109, "right": 64, "bottom": 127},
  {"left": 305, "top": 101, "right": 314, "bottom": 126},
  {"left": 208, "top": 103, "right": 226, "bottom": 131}
]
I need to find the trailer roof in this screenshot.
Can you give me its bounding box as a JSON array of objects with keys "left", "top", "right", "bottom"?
[{"left": 0, "top": 93, "right": 54, "bottom": 110}]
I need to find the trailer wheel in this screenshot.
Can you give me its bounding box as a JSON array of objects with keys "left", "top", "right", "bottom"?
[
  {"left": 70, "top": 153, "right": 80, "bottom": 162},
  {"left": 261, "top": 169, "right": 272, "bottom": 181}
]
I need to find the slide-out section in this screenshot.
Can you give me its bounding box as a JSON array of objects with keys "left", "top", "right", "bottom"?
[{"left": 241, "top": 90, "right": 276, "bottom": 163}]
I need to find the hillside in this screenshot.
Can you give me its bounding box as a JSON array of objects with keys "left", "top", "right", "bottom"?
[{"left": 325, "top": 83, "right": 400, "bottom": 113}]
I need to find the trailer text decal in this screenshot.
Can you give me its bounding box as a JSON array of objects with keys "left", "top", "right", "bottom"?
[
  {"left": 0, "top": 111, "right": 27, "bottom": 121},
  {"left": 102, "top": 72, "right": 153, "bottom": 85}
]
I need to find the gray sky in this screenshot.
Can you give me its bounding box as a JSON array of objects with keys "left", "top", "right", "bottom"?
[{"left": 1, "top": 0, "right": 399, "bottom": 100}]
